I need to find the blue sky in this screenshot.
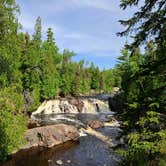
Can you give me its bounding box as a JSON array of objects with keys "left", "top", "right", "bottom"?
[{"left": 16, "top": 0, "right": 135, "bottom": 69}]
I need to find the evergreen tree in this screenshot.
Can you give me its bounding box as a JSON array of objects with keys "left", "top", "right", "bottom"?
[
  {"left": 32, "top": 16, "right": 42, "bottom": 46},
  {"left": 81, "top": 68, "right": 91, "bottom": 94},
  {"left": 0, "top": 1, "right": 124, "bottom": 161},
  {"left": 0, "top": 0, "right": 27, "bottom": 161},
  {"left": 117, "top": 0, "right": 166, "bottom": 165},
  {"left": 40, "top": 28, "right": 60, "bottom": 99},
  {"left": 59, "top": 50, "right": 75, "bottom": 96},
  {"left": 89, "top": 63, "right": 100, "bottom": 92},
  {"left": 102, "top": 69, "right": 115, "bottom": 93},
  {"left": 118, "top": 0, "right": 166, "bottom": 48},
  {"left": 21, "top": 18, "right": 42, "bottom": 111},
  {"left": 47, "top": 27, "right": 54, "bottom": 44}
]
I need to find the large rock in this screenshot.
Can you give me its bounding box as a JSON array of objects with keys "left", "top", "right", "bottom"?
[
  {"left": 27, "top": 119, "right": 40, "bottom": 129},
  {"left": 68, "top": 98, "right": 84, "bottom": 113},
  {"left": 23, "top": 124, "right": 79, "bottom": 149},
  {"left": 108, "top": 92, "right": 124, "bottom": 112},
  {"left": 87, "top": 120, "right": 104, "bottom": 129}
]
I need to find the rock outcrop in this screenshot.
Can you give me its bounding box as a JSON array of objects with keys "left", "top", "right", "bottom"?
[
  {"left": 68, "top": 98, "right": 84, "bottom": 112},
  {"left": 27, "top": 119, "right": 40, "bottom": 129},
  {"left": 87, "top": 120, "right": 104, "bottom": 129},
  {"left": 31, "top": 98, "right": 110, "bottom": 126},
  {"left": 108, "top": 92, "right": 123, "bottom": 112},
  {"left": 23, "top": 124, "right": 79, "bottom": 149},
  {"left": 32, "top": 98, "right": 109, "bottom": 116}
]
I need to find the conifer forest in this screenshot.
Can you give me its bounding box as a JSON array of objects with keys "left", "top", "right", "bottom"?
[{"left": 0, "top": 1, "right": 166, "bottom": 166}]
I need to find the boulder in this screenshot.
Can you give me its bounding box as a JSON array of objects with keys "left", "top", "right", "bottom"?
[
  {"left": 106, "top": 116, "right": 117, "bottom": 123},
  {"left": 68, "top": 98, "right": 84, "bottom": 113},
  {"left": 27, "top": 119, "right": 40, "bottom": 129},
  {"left": 108, "top": 92, "right": 124, "bottom": 112},
  {"left": 23, "top": 124, "right": 79, "bottom": 149},
  {"left": 87, "top": 120, "right": 104, "bottom": 129}
]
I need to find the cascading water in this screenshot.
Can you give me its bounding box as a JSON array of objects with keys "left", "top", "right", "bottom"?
[{"left": 2, "top": 97, "right": 122, "bottom": 166}]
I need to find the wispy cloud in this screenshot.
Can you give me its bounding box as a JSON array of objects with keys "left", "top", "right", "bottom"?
[
  {"left": 16, "top": 0, "right": 134, "bottom": 69},
  {"left": 25, "top": 0, "right": 119, "bottom": 13},
  {"left": 70, "top": 0, "right": 118, "bottom": 12}
]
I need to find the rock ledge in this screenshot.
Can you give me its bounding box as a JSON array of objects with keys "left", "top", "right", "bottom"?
[{"left": 23, "top": 124, "right": 79, "bottom": 149}]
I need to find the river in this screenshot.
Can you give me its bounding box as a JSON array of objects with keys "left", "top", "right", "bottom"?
[{"left": 2, "top": 98, "right": 121, "bottom": 166}]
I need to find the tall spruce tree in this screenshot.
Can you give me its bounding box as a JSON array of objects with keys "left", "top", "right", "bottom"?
[
  {"left": 40, "top": 28, "right": 59, "bottom": 99},
  {"left": 47, "top": 27, "right": 54, "bottom": 44}
]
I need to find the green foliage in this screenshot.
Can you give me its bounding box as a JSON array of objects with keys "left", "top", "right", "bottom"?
[
  {"left": 0, "top": 87, "right": 27, "bottom": 162},
  {"left": 117, "top": 45, "right": 166, "bottom": 165},
  {"left": 118, "top": 0, "right": 166, "bottom": 48},
  {"left": 32, "top": 16, "right": 42, "bottom": 46},
  {"left": 89, "top": 63, "right": 100, "bottom": 92},
  {"left": 117, "top": 0, "right": 166, "bottom": 165},
  {"left": 40, "top": 34, "right": 59, "bottom": 99},
  {"left": 0, "top": 0, "right": 122, "bottom": 162},
  {"left": 0, "top": 0, "right": 27, "bottom": 161},
  {"left": 0, "top": 110, "right": 26, "bottom": 161},
  {"left": 102, "top": 69, "right": 114, "bottom": 93}
]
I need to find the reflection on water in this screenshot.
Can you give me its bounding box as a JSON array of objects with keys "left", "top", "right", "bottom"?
[
  {"left": 2, "top": 141, "right": 79, "bottom": 166},
  {"left": 2, "top": 126, "right": 120, "bottom": 166},
  {"left": 49, "top": 127, "right": 120, "bottom": 166},
  {"left": 2, "top": 111, "right": 120, "bottom": 166}
]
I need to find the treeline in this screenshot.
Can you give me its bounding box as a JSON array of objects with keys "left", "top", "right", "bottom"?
[
  {"left": 19, "top": 16, "right": 121, "bottom": 112},
  {"left": 117, "top": 0, "right": 166, "bottom": 165},
  {"left": 0, "top": 0, "right": 120, "bottom": 161}
]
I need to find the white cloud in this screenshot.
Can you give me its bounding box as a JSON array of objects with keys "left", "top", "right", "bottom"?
[
  {"left": 16, "top": 0, "right": 132, "bottom": 65},
  {"left": 56, "top": 29, "right": 124, "bottom": 57},
  {"left": 32, "top": 0, "right": 120, "bottom": 14},
  {"left": 71, "top": 0, "right": 118, "bottom": 12}
]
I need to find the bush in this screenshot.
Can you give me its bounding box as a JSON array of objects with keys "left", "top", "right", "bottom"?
[{"left": 0, "top": 87, "right": 27, "bottom": 162}]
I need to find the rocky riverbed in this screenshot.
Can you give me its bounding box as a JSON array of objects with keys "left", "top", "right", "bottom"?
[{"left": 1, "top": 97, "right": 122, "bottom": 166}]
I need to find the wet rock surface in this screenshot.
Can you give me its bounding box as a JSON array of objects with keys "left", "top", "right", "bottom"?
[
  {"left": 31, "top": 98, "right": 110, "bottom": 127},
  {"left": 23, "top": 124, "right": 79, "bottom": 149},
  {"left": 2, "top": 125, "right": 121, "bottom": 166},
  {"left": 1, "top": 96, "right": 122, "bottom": 166},
  {"left": 87, "top": 120, "right": 104, "bottom": 129},
  {"left": 1, "top": 141, "right": 79, "bottom": 166},
  {"left": 27, "top": 119, "right": 40, "bottom": 129},
  {"left": 68, "top": 98, "right": 84, "bottom": 113}
]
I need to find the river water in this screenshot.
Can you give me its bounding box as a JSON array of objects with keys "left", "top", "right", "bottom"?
[{"left": 2, "top": 101, "right": 121, "bottom": 166}]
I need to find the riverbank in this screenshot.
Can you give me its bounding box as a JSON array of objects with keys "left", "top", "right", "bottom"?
[{"left": 1, "top": 96, "right": 122, "bottom": 166}]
